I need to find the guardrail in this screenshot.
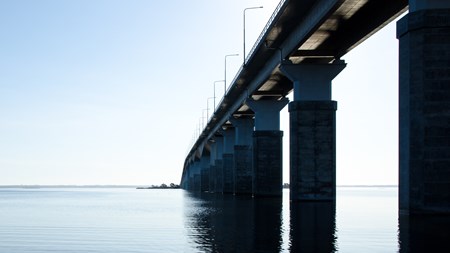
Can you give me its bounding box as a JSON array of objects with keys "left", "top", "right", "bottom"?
[
  {"left": 244, "top": 0, "right": 287, "bottom": 65},
  {"left": 185, "top": 0, "right": 288, "bottom": 158}
]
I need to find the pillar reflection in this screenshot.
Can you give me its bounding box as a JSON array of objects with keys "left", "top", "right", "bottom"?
[
  {"left": 254, "top": 197, "right": 283, "bottom": 252},
  {"left": 289, "top": 201, "right": 337, "bottom": 253},
  {"left": 184, "top": 192, "right": 283, "bottom": 252},
  {"left": 399, "top": 214, "right": 450, "bottom": 252}
]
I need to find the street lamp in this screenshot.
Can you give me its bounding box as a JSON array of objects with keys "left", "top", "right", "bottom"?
[
  {"left": 224, "top": 54, "right": 239, "bottom": 96},
  {"left": 213, "top": 80, "right": 224, "bottom": 110},
  {"left": 207, "top": 97, "right": 215, "bottom": 122},
  {"left": 244, "top": 6, "right": 263, "bottom": 65},
  {"left": 202, "top": 109, "right": 208, "bottom": 129}
]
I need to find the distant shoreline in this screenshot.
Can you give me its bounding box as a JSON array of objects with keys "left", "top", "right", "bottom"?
[
  {"left": 0, "top": 185, "right": 398, "bottom": 189},
  {"left": 0, "top": 185, "right": 140, "bottom": 189}
]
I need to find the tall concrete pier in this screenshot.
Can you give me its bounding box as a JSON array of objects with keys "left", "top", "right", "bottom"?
[
  {"left": 398, "top": 0, "right": 450, "bottom": 214},
  {"left": 247, "top": 98, "right": 289, "bottom": 197},
  {"left": 231, "top": 117, "right": 254, "bottom": 195},
  {"left": 214, "top": 136, "right": 224, "bottom": 193},
  {"left": 200, "top": 154, "right": 210, "bottom": 192},
  {"left": 281, "top": 61, "right": 346, "bottom": 201}
]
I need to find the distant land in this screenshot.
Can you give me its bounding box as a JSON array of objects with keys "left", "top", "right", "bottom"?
[
  {"left": 0, "top": 184, "right": 397, "bottom": 189},
  {"left": 0, "top": 185, "right": 140, "bottom": 189},
  {"left": 136, "top": 183, "right": 180, "bottom": 189}
]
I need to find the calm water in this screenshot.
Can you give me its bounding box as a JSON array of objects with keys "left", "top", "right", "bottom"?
[{"left": 0, "top": 187, "right": 448, "bottom": 252}]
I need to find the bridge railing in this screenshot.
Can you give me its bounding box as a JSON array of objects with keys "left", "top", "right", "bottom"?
[
  {"left": 224, "top": 0, "right": 287, "bottom": 97},
  {"left": 224, "top": 0, "right": 288, "bottom": 101},
  {"left": 243, "top": 0, "right": 287, "bottom": 66},
  {"left": 185, "top": 0, "right": 288, "bottom": 158}
]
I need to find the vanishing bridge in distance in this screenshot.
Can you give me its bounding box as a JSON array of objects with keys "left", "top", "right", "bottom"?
[{"left": 181, "top": 0, "right": 450, "bottom": 215}]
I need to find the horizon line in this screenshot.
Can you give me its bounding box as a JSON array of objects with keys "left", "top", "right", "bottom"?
[{"left": 0, "top": 184, "right": 398, "bottom": 188}]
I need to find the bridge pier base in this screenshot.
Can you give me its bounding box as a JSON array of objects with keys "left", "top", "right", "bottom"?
[
  {"left": 247, "top": 98, "right": 289, "bottom": 197},
  {"left": 200, "top": 155, "right": 210, "bottom": 192},
  {"left": 209, "top": 164, "right": 216, "bottom": 193},
  {"left": 222, "top": 128, "right": 235, "bottom": 194},
  {"left": 234, "top": 145, "right": 253, "bottom": 195},
  {"left": 289, "top": 101, "right": 337, "bottom": 201},
  {"left": 193, "top": 161, "right": 201, "bottom": 192},
  {"left": 213, "top": 136, "right": 224, "bottom": 193},
  {"left": 230, "top": 117, "right": 254, "bottom": 195},
  {"left": 253, "top": 131, "right": 284, "bottom": 197},
  {"left": 281, "top": 61, "right": 346, "bottom": 201},
  {"left": 223, "top": 154, "right": 234, "bottom": 194},
  {"left": 215, "top": 160, "right": 224, "bottom": 193},
  {"left": 208, "top": 140, "right": 217, "bottom": 193},
  {"left": 398, "top": 6, "right": 450, "bottom": 214}
]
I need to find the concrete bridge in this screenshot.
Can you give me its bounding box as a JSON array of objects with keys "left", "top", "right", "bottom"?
[{"left": 180, "top": 0, "right": 450, "bottom": 214}]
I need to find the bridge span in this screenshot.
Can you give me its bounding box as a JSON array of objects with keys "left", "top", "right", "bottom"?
[{"left": 180, "top": 0, "right": 450, "bottom": 214}]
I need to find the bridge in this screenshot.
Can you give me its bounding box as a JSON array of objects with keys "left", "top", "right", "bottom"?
[{"left": 180, "top": 0, "right": 450, "bottom": 214}]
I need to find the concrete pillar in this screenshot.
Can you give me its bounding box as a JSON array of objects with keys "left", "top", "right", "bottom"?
[
  {"left": 397, "top": 2, "right": 450, "bottom": 214},
  {"left": 246, "top": 98, "right": 289, "bottom": 197},
  {"left": 180, "top": 166, "right": 185, "bottom": 189},
  {"left": 187, "top": 162, "right": 194, "bottom": 191},
  {"left": 183, "top": 165, "right": 189, "bottom": 190},
  {"left": 280, "top": 60, "right": 346, "bottom": 201},
  {"left": 209, "top": 140, "right": 217, "bottom": 193},
  {"left": 230, "top": 117, "right": 254, "bottom": 195},
  {"left": 200, "top": 154, "right": 210, "bottom": 192},
  {"left": 193, "top": 160, "right": 201, "bottom": 192},
  {"left": 215, "top": 136, "right": 224, "bottom": 193},
  {"left": 222, "top": 127, "right": 235, "bottom": 194}
]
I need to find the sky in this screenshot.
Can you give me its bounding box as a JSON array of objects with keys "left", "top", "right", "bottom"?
[{"left": 0, "top": 0, "right": 402, "bottom": 186}]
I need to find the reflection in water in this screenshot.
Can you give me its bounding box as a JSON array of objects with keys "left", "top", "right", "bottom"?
[
  {"left": 184, "top": 192, "right": 283, "bottom": 252},
  {"left": 290, "top": 202, "right": 337, "bottom": 253},
  {"left": 399, "top": 214, "right": 450, "bottom": 252},
  {"left": 185, "top": 188, "right": 450, "bottom": 252},
  {"left": 253, "top": 197, "right": 283, "bottom": 252},
  {"left": 184, "top": 192, "right": 337, "bottom": 252}
]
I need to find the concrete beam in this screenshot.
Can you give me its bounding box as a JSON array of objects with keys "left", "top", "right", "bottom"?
[
  {"left": 230, "top": 117, "right": 254, "bottom": 146},
  {"left": 246, "top": 98, "right": 289, "bottom": 131},
  {"left": 280, "top": 60, "right": 346, "bottom": 101}
]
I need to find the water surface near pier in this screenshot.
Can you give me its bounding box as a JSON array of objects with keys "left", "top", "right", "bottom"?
[{"left": 0, "top": 187, "right": 448, "bottom": 252}]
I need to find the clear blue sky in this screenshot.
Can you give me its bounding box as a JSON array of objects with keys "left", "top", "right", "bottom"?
[{"left": 0, "top": 0, "right": 401, "bottom": 186}]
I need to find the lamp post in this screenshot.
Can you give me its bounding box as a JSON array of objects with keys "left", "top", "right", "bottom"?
[
  {"left": 213, "top": 80, "right": 225, "bottom": 110},
  {"left": 198, "top": 118, "right": 202, "bottom": 139},
  {"left": 244, "top": 6, "right": 263, "bottom": 65},
  {"left": 207, "top": 97, "right": 215, "bottom": 122},
  {"left": 224, "top": 54, "right": 239, "bottom": 96},
  {"left": 202, "top": 109, "right": 208, "bottom": 129}
]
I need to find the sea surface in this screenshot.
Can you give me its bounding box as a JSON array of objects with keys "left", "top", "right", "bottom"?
[{"left": 0, "top": 187, "right": 448, "bottom": 252}]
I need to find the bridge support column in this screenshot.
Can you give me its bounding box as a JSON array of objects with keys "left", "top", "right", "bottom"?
[
  {"left": 193, "top": 160, "right": 201, "bottom": 192},
  {"left": 222, "top": 127, "right": 235, "bottom": 194},
  {"left": 247, "top": 98, "right": 289, "bottom": 197},
  {"left": 397, "top": 3, "right": 450, "bottom": 214},
  {"left": 182, "top": 163, "right": 190, "bottom": 190},
  {"left": 215, "top": 136, "right": 224, "bottom": 193},
  {"left": 281, "top": 61, "right": 346, "bottom": 201},
  {"left": 187, "top": 163, "right": 194, "bottom": 191},
  {"left": 230, "top": 117, "right": 254, "bottom": 195},
  {"left": 200, "top": 155, "right": 210, "bottom": 192},
  {"left": 209, "top": 140, "right": 217, "bottom": 193}
]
